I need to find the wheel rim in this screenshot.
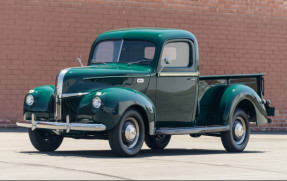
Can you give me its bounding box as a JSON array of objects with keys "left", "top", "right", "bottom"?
[
  {"left": 121, "top": 117, "right": 139, "bottom": 149},
  {"left": 40, "top": 131, "right": 59, "bottom": 144},
  {"left": 155, "top": 135, "right": 167, "bottom": 142},
  {"left": 232, "top": 117, "right": 246, "bottom": 145}
]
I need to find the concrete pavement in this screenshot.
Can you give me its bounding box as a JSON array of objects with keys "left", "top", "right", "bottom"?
[{"left": 0, "top": 130, "right": 287, "bottom": 180}]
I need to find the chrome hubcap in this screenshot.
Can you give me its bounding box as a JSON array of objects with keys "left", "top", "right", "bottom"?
[
  {"left": 233, "top": 117, "right": 246, "bottom": 145},
  {"left": 234, "top": 123, "right": 244, "bottom": 138},
  {"left": 124, "top": 124, "right": 137, "bottom": 142},
  {"left": 121, "top": 117, "right": 139, "bottom": 149}
]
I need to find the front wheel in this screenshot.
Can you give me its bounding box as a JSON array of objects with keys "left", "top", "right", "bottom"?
[
  {"left": 28, "top": 129, "right": 64, "bottom": 151},
  {"left": 145, "top": 135, "right": 171, "bottom": 150},
  {"left": 221, "top": 108, "right": 250, "bottom": 152},
  {"left": 108, "top": 109, "right": 145, "bottom": 157}
]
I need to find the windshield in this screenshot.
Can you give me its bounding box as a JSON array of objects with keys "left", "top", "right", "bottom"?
[{"left": 91, "top": 40, "right": 156, "bottom": 65}]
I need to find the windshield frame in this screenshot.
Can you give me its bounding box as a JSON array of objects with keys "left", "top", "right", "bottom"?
[{"left": 88, "top": 39, "right": 158, "bottom": 68}]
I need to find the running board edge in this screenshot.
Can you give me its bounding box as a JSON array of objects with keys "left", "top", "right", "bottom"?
[{"left": 155, "top": 125, "right": 229, "bottom": 135}]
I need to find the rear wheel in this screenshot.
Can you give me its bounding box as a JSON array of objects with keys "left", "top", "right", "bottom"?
[
  {"left": 108, "top": 109, "right": 145, "bottom": 157},
  {"left": 145, "top": 135, "right": 171, "bottom": 150},
  {"left": 28, "top": 129, "right": 64, "bottom": 151},
  {"left": 221, "top": 108, "right": 250, "bottom": 152}
]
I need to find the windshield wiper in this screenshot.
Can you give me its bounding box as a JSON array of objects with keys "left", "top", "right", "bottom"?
[
  {"left": 91, "top": 60, "right": 107, "bottom": 65},
  {"left": 127, "top": 60, "right": 152, "bottom": 66}
]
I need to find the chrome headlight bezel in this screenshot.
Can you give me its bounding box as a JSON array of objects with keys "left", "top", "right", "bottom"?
[
  {"left": 92, "top": 97, "right": 102, "bottom": 109},
  {"left": 25, "top": 94, "right": 35, "bottom": 106}
]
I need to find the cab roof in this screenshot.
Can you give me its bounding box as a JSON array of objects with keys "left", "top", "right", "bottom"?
[{"left": 95, "top": 28, "right": 197, "bottom": 45}]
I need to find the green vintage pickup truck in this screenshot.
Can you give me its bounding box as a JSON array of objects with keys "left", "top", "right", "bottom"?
[{"left": 17, "top": 28, "right": 274, "bottom": 156}]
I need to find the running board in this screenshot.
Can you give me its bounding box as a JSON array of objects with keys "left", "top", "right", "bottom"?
[{"left": 155, "top": 125, "right": 229, "bottom": 135}]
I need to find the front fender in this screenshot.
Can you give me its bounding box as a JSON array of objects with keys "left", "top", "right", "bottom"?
[
  {"left": 23, "top": 85, "right": 55, "bottom": 120},
  {"left": 220, "top": 84, "right": 268, "bottom": 128},
  {"left": 78, "top": 87, "right": 156, "bottom": 134}
]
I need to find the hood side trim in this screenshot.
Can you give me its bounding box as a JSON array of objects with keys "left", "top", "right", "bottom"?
[
  {"left": 83, "top": 74, "right": 152, "bottom": 80},
  {"left": 62, "top": 92, "right": 89, "bottom": 98}
]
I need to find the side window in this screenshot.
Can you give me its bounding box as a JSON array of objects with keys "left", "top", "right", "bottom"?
[{"left": 160, "top": 42, "right": 190, "bottom": 67}]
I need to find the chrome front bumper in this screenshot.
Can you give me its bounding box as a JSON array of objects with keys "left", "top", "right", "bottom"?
[{"left": 16, "top": 114, "right": 106, "bottom": 133}]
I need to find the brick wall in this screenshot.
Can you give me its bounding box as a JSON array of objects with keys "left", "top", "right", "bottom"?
[{"left": 0, "top": 0, "right": 286, "bottom": 131}]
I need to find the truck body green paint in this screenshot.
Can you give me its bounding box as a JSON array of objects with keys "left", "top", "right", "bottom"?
[{"left": 18, "top": 28, "right": 274, "bottom": 156}]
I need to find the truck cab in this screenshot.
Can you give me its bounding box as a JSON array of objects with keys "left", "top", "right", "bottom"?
[{"left": 17, "top": 28, "right": 274, "bottom": 156}]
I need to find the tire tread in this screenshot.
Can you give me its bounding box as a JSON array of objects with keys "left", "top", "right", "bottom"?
[
  {"left": 145, "top": 135, "right": 171, "bottom": 150},
  {"left": 28, "top": 129, "right": 63, "bottom": 152},
  {"left": 221, "top": 108, "right": 250, "bottom": 152}
]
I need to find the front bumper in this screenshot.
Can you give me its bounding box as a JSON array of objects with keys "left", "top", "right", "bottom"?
[{"left": 16, "top": 114, "right": 106, "bottom": 133}]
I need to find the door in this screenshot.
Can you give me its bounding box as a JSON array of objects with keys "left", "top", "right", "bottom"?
[{"left": 155, "top": 41, "right": 199, "bottom": 128}]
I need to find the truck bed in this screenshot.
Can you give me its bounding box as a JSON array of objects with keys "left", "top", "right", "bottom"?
[
  {"left": 196, "top": 74, "right": 265, "bottom": 126},
  {"left": 199, "top": 73, "right": 265, "bottom": 98}
]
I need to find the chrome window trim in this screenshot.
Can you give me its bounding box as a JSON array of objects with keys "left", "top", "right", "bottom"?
[{"left": 55, "top": 68, "right": 71, "bottom": 121}]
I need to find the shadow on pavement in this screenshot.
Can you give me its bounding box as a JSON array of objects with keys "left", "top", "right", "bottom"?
[
  {"left": 20, "top": 148, "right": 264, "bottom": 159},
  {"left": 0, "top": 128, "right": 27, "bottom": 132}
]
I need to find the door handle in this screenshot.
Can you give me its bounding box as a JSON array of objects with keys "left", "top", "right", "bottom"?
[{"left": 187, "top": 78, "right": 195, "bottom": 80}]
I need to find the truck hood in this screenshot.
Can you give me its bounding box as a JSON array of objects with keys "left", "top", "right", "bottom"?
[{"left": 60, "top": 63, "right": 153, "bottom": 94}]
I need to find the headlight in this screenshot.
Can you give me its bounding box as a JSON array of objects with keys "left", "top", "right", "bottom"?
[
  {"left": 92, "top": 97, "right": 101, "bottom": 108},
  {"left": 26, "top": 94, "right": 34, "bottom": 106}
]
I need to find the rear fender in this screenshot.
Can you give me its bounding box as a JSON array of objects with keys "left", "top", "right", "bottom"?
[{"left": 220, "top": 84, "right": 268, "bottom": 128}]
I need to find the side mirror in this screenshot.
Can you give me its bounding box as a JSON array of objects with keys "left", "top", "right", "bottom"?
[
  {"left": 77, "top": 55, "right": 83, "bottom": 67},
  {"left": 158, "top": 57, "right": 172, "bottom": 74},
  {"left": 164, "top": 57, "right": 171, "bottom": 64}
]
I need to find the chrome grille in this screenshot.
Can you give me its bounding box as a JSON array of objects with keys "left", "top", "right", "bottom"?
[
  {"left": 54, "top": 68, "right": 71, "bottom": 121},
  {"left": 62, "top": 96, "right": 83, "bottom": 122}
]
